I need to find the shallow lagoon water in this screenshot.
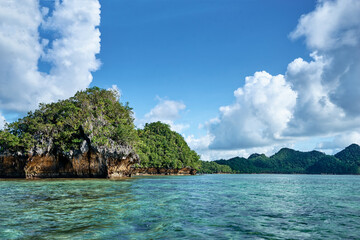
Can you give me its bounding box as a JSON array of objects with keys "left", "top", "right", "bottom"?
[{"left": 0, "top": 174, "right": 359, "bottom": 239}]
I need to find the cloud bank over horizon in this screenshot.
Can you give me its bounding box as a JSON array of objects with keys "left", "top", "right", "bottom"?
[
  {"left": 186, "top": 0, "right": 360, "bottom": 159},
  {"left": 0, "top": 0, "right": 101, "bottom": 117}
]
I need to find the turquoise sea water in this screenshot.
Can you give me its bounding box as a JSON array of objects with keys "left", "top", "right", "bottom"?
[{"left": 0, "top": 174, "right": 359, "bottom": 239}]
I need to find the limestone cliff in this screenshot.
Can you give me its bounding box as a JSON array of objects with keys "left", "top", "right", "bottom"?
[{"left": 0, "top": 137, "right": 139, "bottom": 179}]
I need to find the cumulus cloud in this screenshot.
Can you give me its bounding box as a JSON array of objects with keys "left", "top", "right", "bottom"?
[
  {"left": 202, "top": 0, "right": 360, "bottom": 153},
  {"left": 209, "top": 71, "right": 297, "bottom": 149},
  {"left": 284, "top": 53, "right": 352, "bottom": 136},
  {"left": 41, "top": 0, "right": 101, "bottom": 97},
  {"left": 138, "top": 98, "right": 189, "bottom": 132},
  {"left": 286, "top": 0, "right": 360, "bottom": 135},
  {"left": 0, "top": 0, "right": 43, "bottom": 112},
  {"left": 290, "top": 0, "right": 360, "bottom": 51},
  {"left": 0, "top": 0, "right": 101, "bottom": 114}
]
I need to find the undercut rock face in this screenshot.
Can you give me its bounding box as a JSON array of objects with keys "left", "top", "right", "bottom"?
[{"left": 1, "top": 137, "right": 139, "bottom": 179}]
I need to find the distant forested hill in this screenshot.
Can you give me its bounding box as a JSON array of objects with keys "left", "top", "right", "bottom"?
[{"left": 213, "top": 145, "right": 360, "bottom": 174}]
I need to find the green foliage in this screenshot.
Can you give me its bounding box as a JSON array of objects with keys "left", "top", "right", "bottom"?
[
  {"left": 334, "top": 144, "right": 360, "bottom": 174},
  {"left": 268, "top": 149, "right": 325, "bottom": 173},
  {"left": 136, "top": 122, "right": 200, "bottom": 169},
  {"left": 214, "top": 145, "right": 360, "bottom": 175},
  {"left": 197, "top": 161, "right": 232, "bottom": 174},
  {"left": 306, "top": 156, "right": 348, "bottom": 174},
  {"left": 0, "top": 87, "right": 137, "bottom": 153},
  {"left": 216, "top": 157, "right": 263, "bottom": 173},
  {"left": 0, "top": 130, "right": 23, "bottom": 152}
]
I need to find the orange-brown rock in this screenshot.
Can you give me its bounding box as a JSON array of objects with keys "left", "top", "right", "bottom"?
[
  {"left": 24, "top": 152, "right": 107, "bottom": 179},
  {"left": 0, "top": 144, "right": 139, "bottom": 179},
  {"left": 0, "top": 154, "right": 27, "bottom": 178}
]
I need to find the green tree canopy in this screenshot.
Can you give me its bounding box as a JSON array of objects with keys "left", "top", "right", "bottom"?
[
  {"left": 198, "top": 161, "right": 232, "bottom": 174},
  {"left": 136, "top": 121, "right": 200, "bottom": 169},
  {"left": 0, "top": 87, "right": 137, "bottom": 154}
]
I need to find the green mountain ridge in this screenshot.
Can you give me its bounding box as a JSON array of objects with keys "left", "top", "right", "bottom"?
[{"left": 212, "top": 145, "right": 360, "bottom": 174}]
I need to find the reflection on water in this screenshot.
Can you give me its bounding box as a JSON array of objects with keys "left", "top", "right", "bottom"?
[{"left": 1, "top": 175, "right": 360, "bottom": 239}]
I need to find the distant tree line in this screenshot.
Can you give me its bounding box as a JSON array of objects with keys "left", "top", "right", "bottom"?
[
  {"left": 212, "top": 145, "right": 360, "bottom": 174},
  {"left": 197, "top": 161, "right": 232, "bottom": 174}
]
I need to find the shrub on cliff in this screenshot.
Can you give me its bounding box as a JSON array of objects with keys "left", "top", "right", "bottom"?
[
  {"left": 0, "top": 87, "right": 138, "bottom": 154},
  {"left": 136, "top": 121, "right": 200, "bottom": 169}
]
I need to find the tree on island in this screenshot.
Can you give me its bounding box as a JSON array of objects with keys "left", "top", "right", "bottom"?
[
  {"left": 136, "top": 121, "right": 200, "bottom": 170},
  {"left": 197, "top": 161, "right": 232, "bottom": 174},
  {"left": 0, "top": 87, "right": 138, "bottom": 154}
]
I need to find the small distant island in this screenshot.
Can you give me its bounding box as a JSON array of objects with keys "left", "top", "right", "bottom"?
[{"left": 1, "top": 87, "right": 359, "bottom": 179}]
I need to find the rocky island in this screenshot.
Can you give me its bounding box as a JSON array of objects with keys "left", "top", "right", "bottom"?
[{"left": 0, "top": 87, "right": 200, "bottom": 179}]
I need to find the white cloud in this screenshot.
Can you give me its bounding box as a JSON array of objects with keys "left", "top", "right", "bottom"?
[
  {"left": 317, "top": 131, "right": 360, "bottom": 151},
  {"left": 290, "top": 0, "right": 360, "bottom": 116},
  {"left": 138, "top": 98, "right": 189, "bottom": 132},
  {"left": 41, "top": 0, "right": 101, "bottom": 97},
  {"left": 284, "top": 53, "right": 353, "bottom": 136},
  {"left": 208, "top": 71, "right": 297, "bottom": 149},
  {"left": 0, "top": 113, "right": 6, "bottom": 130},
  {"left": 185, "top": 134, "right": 214, "bottom": 151},
  {"left": 0, "top": 0, "right": 101, "bottom": 114},
  {"left": 145, "top": 98, "right": 186, "bottom": 121},
  {"left": 108, "top": 84, "right": 121, "bottom": 101},
  {"left": 0, "top": 0, "right": 43, "bottom": 112},
  {"left": 290, "top": 0, "right": 360, "bottom": 51},
  {"left": 285, "top": 0, "right": 360, "bottom": 136}
]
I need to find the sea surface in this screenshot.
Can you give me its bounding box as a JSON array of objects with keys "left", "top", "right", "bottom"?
[{"left": 0, "top": 174, "right": 359, "bottom": 239}]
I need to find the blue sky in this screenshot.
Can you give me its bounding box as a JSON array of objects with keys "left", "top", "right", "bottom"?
[
  {"left": 1, "top": 0, "right": 360, "bottom": 160},
  {"left": 93, "top": 0, "right": 315, "bottom": 128}
]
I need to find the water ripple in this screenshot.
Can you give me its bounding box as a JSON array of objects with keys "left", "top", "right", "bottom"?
[{"left": 0, "top": 175, "right": 359, "bottom": 239}]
